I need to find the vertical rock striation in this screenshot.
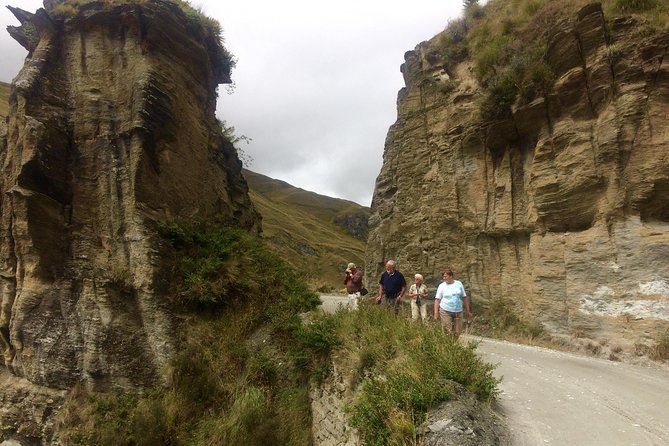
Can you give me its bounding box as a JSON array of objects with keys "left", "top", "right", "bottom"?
[
  {"left": 0, "top": 0, "right": 258, "bottom": 422},
  {"left": 366, "top": 4, "right": 669, "bottom": 345}
]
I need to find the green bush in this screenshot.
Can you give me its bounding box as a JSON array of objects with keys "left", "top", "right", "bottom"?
[
  {"left": 439, "top": 79, "right": 461, "bottom": 95},
  {"left": 159, "top": 222, "right": 319, "bottom": 312},
  {"left": 479, "top": 75, "right": 518, "bottom": 120},
  {"left": 474, "top": 35, "right": 513, "bottom": 81}
]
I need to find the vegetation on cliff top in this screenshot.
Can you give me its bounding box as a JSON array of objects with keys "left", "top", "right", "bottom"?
[
  {"left": 439, "top": 0, "right": 668, "bottom": 120},
  {"left": 48, "top": 0, "right": 235, "bottom": 82},
  {"left": 58, "top": 223, "right": 499, "bottom": 446}
]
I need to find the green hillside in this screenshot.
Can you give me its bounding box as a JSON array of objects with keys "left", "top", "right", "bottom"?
[
  {"left": 243, "top": 169, "right": 369, "bottom": 237},
  {"left": 0, "top": 81, "right": 9, "bottom": 117},
  {"left": 243, "top": 169, "right": 369, "bottom": 291}
]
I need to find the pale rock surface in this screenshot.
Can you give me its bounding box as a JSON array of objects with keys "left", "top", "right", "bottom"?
[
  {"left": 365, "top": 4, "right": 669, "bottom": 347},
  {"left": 0, "top": 1, "right": 258, "bottom": 443},
  {"left": 310, "top": 359, "right": 360, "bottom": 446}
]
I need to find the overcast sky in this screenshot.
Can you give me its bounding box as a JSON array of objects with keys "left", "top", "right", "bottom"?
[{"left": 1, "top": 1, "right": 463, "bottom": 206}]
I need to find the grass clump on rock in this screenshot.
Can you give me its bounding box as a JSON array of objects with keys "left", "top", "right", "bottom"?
[{"left": 303, "top": 304, "right": 500, "bottom": 445}]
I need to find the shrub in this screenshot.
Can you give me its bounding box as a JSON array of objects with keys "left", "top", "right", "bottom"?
[
  {"left": 606, "top": 43, "right": 624, "bottom": 63},
  {"left": 524, "top": 0, "right": 546, "bottom": 16},
  {"left": 479, "top": 75, "right": 518, "bottom": 120},
  {"left": 442, "top": 17, "right": 469, "bottom": 46},
  {"left": 158, "top": 222, "right": 319, "bottom": 312},
  {"left": 474, "top": 35, "right": 513, "bottom": 82},
  {"left": 439, "top": 79, "right": 461, "bottom": 95}
]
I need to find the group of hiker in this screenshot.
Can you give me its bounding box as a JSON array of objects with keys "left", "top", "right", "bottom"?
[{"left": 343, "top": 260, "right": 472, "bottom": 338}]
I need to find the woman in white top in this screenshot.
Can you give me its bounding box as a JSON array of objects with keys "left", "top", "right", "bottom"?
[
  {"left": 408, "top": 273, "right": 428, "bottom": 322},
  {"left": 433, "top": 268, "right": 471, "bottom": 338}
]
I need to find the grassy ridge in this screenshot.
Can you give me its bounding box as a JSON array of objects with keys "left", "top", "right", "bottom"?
[
  {"left": 244, "top": 169, "right": 368, "bottom": 229},
  {"left": 302, "top": 304, "right": 499, "bottom": 444},
  {"left": 244, "top": 169, "right": 369, "bottom": 291},
  {"left": 0, "top": 81, "right": 10, "bottom": 117}
]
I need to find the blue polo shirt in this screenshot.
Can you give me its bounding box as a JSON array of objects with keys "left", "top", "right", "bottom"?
[{"left": 379, "top": 270, "right": 406, "bottom": 298}]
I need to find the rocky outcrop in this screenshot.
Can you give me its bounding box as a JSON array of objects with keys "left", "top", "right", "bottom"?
[
  {"left": 0, "top": 1, "right": 258, "bottom": 441},
  {"left": 332, "top": 210, "right": 369, "bottom": 240},
  {"left": 366, "top": 3, "right": 669, "bottom": 346},
  {"left": 0, "top": 371, "right": 65, "bottom": 445}
]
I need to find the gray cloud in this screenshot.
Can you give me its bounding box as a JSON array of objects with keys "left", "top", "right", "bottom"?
[{"left": 1, "top": 0, "right": 462, "bottom": 206}]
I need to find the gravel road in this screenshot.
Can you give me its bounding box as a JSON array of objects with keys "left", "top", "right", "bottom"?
[
  {"left": 473, "top": 337, "right": 669, "bottom": 446},
  {"left": 318, "top": 294, "right": 669, "bottom": 445}
]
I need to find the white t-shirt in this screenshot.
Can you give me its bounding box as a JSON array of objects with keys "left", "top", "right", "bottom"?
[{"left": 435, "top": 280, "right": 467, "bottom": 312}]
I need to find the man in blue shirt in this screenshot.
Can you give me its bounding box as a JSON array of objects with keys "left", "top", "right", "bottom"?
[{"left": 376, "top": 260, "right": 406, "bottom": 313}]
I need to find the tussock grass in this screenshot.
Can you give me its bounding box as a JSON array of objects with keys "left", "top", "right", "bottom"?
[
  {"left": 636, "top": 333, "right": 669, "bottom": 361},
  {"left": 472, "top": 298, "right": 546, "bottom": 344},
  {"left": 649, "top": 335, "right": 669, "bottom": 361}
]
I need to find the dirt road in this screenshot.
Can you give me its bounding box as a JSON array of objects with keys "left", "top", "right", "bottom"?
[
  {"left": 318, "top": 293, "right": 350, "bottom": 313},
  {"left": 472, "top": 337, "right": 669, "bottom": 446}
]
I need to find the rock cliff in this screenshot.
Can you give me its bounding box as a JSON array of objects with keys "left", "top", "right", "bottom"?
[
  {"left": 366, "top": 3, "right": 669, "bottom": 346},
  {"left": 0, "top": 1, "right": 258, "bottom": 442}
]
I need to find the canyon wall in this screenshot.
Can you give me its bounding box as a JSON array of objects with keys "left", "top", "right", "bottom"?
[
  {"left": 0, "top": 1, "right": 258, "bottom": 442},
  {"left": 366, "top": 3, "right": 669, "bottom": 346}
]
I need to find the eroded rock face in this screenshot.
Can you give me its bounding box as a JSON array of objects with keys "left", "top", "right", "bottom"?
[
  {"left": 0, "top": 0, "right": 258, "bottom": 405},
  {"left": 366, "top": 4, "right": 669, "bottom": 345}
]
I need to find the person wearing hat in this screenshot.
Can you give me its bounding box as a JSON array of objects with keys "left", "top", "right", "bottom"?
[{"left": 344, "top": 262, "right": 363, "bottom": 310}]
